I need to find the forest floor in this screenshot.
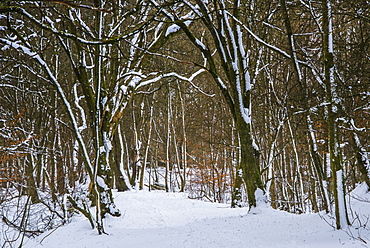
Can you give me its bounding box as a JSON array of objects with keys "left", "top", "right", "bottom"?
[{"left": 5, "top": 183, "right": 370, "bottom": 248}]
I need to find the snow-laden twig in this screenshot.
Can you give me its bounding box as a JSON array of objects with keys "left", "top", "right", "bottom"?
[{"left": 0, "top": 84, "right": 22, "bottom": 91}]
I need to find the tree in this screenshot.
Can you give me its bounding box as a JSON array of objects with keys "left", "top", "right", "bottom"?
[{"left": 146, "top": 0, "right": 265, "bottom": 208}]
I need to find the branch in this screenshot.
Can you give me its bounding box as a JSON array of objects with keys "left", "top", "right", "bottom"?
[
  {"left": 136, "top": 69, "right": 213, "bottom": 97},
  {"left": 67, "top": 195, "right": 95, "bottom": 229},
  {"left": 0, "top": 6, "right": 154, "bottom": 45},
  {"left": 2, "top": 216, "right": 42, "bottom": 237},
  {"left": 42, "top": 0, "right": 113, "bottom": 14}
]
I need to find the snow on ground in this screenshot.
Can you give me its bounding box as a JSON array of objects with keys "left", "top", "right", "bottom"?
[{"left": 14, "top": 187, "right": 369, "bottom": 248}]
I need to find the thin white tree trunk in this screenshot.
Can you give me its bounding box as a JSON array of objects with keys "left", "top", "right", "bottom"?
[{"left": 165, "top": 87, "right": 172, "bottom": 192}]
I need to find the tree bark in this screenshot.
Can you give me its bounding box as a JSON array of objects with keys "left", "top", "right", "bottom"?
[{"left": 235, "top": 113, "right": 264, "bottom": 208}]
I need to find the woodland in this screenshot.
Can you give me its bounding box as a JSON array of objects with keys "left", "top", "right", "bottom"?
[{"left": 0, "top": 0, "right": 369, "bottom": 242}]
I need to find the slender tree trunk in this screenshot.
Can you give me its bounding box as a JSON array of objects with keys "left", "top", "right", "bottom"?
[
  {"left": 140, "top": 105, "right": 153, "bottom": 190},
  {"left": 26, "top": 155, "right": 40, "bottom": 204},
  {"left": 231, "top": 163, "right": 244, "bottom": 208},
  {"left": 113, "top": 131, "right": 130, "bottom": 192},
  {"left": 322, "top": 0, "right": 348, "bottom": 229},
  {"left": 165, "top": 86, "right": 172, "bottom": 192},
  {"left": 131, "top": 107, "right": 140, "bottom": 187},
  {"left": 178, "top": 83, "right": 187, "bottom": 192}
]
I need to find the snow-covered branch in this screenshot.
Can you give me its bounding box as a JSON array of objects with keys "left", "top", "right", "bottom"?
[{"left": 134, "top": 69, "right": 213, "bottom": 97}]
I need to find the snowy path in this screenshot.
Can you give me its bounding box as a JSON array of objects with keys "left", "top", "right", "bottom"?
[{"left": 22, "top": 191, "right": 364, "bottom": 248}]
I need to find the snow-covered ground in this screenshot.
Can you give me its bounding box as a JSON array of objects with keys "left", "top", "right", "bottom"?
[{"left": 5, "top": 184, "right": 366, "bottom": 248}]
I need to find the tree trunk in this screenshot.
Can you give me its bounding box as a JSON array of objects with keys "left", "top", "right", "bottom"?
[
  {"left": 231, "top": 163, "right": 243, "bottom": 208},
  {"left": 112, "top": 132, "right": 130, "bottom": 192},
  {"left": 165, "top": 86, "right": 172, "bottom": 192},
  {"left": 322, "top": 0, "right": 348, "bottom": 229},
  {"left": 235, "top": 113, "right": 264, "bottom": 208},
  {"left": 26, "top": 155, "right": 40, "bottom": 204},
  {"left": 140, "top": 105, "right": 153, "bottom": 190}
]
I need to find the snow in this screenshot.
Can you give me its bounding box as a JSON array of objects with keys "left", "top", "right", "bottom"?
[
  {"left": 96, "top": 176, "right": 109, "bottom": 191},
  {"left": 11, "top": 189, "right": 367, "bottom": 248},
  {"left": 195, "top": 38, "right": 207, "bottom": 51},
  {"left": 165, "top": 24, "right": 180, "bottom": 37},
  {"left": 103, "top": 132, "right": 113, "bottom": 152},
  {"left": 120, "top": 85, "right": 128, "bottom": 95},
  {"left": 165, "top": 9, "right": 195, "bottom": 37}
]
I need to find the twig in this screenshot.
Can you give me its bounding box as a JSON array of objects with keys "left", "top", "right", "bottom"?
[{"left": 1, "top": 216, "right": 42, "bottom": 237}]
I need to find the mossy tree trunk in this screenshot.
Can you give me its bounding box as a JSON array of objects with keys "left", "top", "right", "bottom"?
[{"left": 234, "top": 113, "right": 264, "bottom": 208}]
